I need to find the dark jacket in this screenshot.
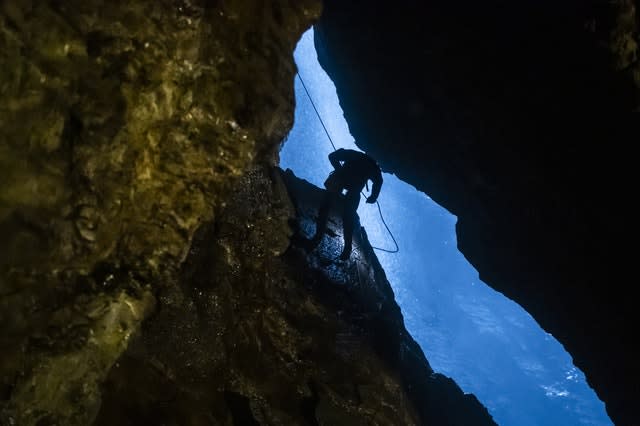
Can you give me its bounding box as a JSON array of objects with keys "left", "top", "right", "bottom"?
[{"left": 327, "top": 148, "right": 383, "bottom": 203}]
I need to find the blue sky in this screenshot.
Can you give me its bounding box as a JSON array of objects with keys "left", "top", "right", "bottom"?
[{"left": 279, "top": 28, "right": 612, "bottom": 426}]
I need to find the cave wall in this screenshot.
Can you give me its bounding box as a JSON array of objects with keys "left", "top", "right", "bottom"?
[
  {"left": 314, "top": 1, "right": 639, "bottom": 425},
  {"left": 92, "top": 167, "right": 497, "bottom": 426},
  {"left": 0, "top": 0, "right": 499, "bottom": 424},
  {"left": 0, "top": 0, "right": 319, "bottom": 423}
]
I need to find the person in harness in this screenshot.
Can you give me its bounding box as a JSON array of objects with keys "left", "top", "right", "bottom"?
[{"left": 309, "top": 148, "right": 383, "bottom": 260}]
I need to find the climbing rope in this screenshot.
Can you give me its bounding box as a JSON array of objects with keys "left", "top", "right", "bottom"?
[
  {"left": 297, "top": 72, "right": 338, "bottom": 152},
  {"left": 296, "top": 72, "right": 399, "bottom": 254}
]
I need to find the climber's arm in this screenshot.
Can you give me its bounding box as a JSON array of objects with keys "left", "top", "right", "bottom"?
[{"left": 367, "top": 170, "right": 383, "bottom": 203}]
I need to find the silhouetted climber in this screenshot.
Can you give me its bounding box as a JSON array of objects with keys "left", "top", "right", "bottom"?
[{"left": 309, "top": 148, "right": 383, "bottom": 260}]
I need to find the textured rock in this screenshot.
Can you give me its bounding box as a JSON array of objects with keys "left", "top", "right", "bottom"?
[
  {"left": 92, "top": 166, "right": 496, "bottom": 425},
  {"left": 4, "top": 290, "right": 155, "bottom": 425},
  {"left": 282, "top": 169, "right": 496, "bottom": 426},
  {"left": 314, "top": 1, "right": 638, "bottom": 425},
  {"left": 1, "top": 1, "right": 319, "bottom": 424}
]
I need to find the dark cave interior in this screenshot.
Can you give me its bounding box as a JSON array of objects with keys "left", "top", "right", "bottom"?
[
  {"left": 314, "top": 1, "right": 638, "bottom": 425},
  {"left": 0, "top": 0, "right": 637, "bottom": 425}
]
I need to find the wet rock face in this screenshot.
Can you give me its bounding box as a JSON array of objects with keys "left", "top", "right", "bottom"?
[
  {"left": 0, "top": 1, "right": 319, "bottom": 424},
  {"left": 281, "top": 170, "right": 496, "bottom": 426},
  {"left": 93, "top": 166, "right": 496, "bottom": 425},
  {"left": 314, "top": 1, "right": 638, "bottom": 425}
]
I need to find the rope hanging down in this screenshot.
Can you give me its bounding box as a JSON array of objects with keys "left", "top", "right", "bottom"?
[{"left": 296, "top": 73, "right": 399, "bottom": 254}]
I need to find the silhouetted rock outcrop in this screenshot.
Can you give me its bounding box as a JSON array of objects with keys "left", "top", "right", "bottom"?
[
  {"left": 282, "top": 169, "right": 496, "bottom": 426},
  {"left": 315, "top": 1, "right": 638, "bottom": 424}
]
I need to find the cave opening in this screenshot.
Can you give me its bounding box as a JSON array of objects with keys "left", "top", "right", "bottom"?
[{"left": 279, "top": 28, "right": 613, "bottom": 426}]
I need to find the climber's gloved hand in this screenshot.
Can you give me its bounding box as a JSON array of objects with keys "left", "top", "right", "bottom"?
[{"left": 366, "top": 196, "right": 377, "bottom": 204}]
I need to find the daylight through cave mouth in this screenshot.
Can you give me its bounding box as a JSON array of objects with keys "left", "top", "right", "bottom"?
[{"left": 279, "top": 28, "right": 612, "bottom": 426}]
